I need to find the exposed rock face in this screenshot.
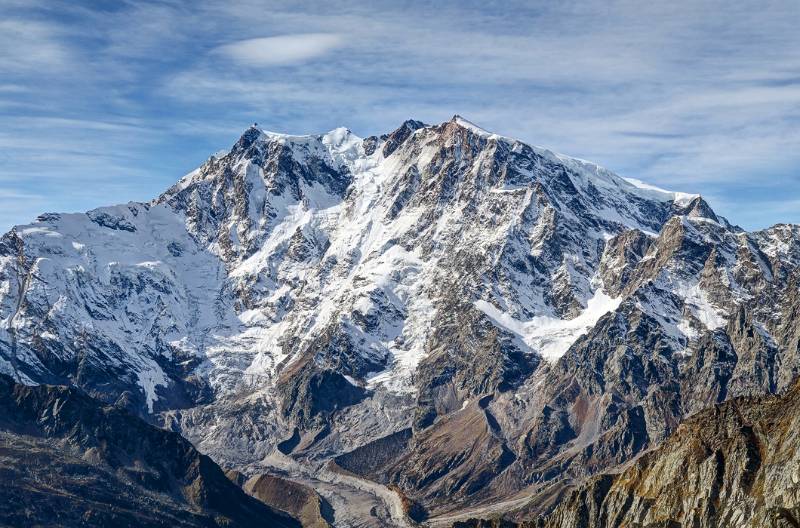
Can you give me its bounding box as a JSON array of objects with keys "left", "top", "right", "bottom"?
[
  {"left": 345, "top": 397, "right": 517, "bottom": 507},
  {"left": 540, "top": 379, "right": 800, "bottom": 528},
  {"left": 0, "top": 374, "right": 298, "bottom": 528},
  {"left": 1, "top": 116, "right": 799, "bottom": 524},
  {"left": 243, "top": 474, "right": 333, "bottom": 528}
]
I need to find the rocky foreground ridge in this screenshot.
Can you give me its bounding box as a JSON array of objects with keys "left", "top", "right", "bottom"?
[
  {"left": 0, "top": 373, "right": 298, "bottom": 527},
  {"left": 458, "top": 379, "right": 800, "bottom": 527}
]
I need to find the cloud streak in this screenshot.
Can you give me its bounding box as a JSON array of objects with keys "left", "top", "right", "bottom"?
[
  {"left": 0, "top": 0, "right": 798, "bottom": 231},
  {"left": 215, "top": 34, "right": 344, "bottom": 66}
]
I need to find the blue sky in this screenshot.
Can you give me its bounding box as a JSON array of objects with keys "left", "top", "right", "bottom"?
[{"left": 1, "top": 0, "right": 798, "bottom": 232}]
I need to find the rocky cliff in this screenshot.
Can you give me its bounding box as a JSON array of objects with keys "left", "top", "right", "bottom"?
[
  {"left": 0, "top": 374, "right": 298, "bottom": 527},
  {"left": 540, "top": 379, "right": 800, "bottom": 527}
]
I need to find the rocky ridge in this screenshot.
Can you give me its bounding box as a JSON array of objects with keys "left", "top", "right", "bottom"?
[
  {"left": 0, "top": 373, "right": 298, "bottom": 527},
  {"left": 538, "top": 378, "right": 800, "bottom": 527}
]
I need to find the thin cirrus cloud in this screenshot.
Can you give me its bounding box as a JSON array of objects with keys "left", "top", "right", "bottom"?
[{"left": 214, "top": 33, "right": 344, "bottom": 66}]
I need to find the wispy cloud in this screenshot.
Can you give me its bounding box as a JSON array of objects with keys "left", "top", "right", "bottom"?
[
  {"left": 214, "top": 34, "right": 344, "bottom": 66},
  {"left": 0, "top": 17, "right": 73, "bottom": 74},
  {"left": 0, "top": 0, "right": 798, "bottom": 231}
]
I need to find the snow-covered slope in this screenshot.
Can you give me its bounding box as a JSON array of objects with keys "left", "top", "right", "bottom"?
[
  {"left": 1, "top": 116, "right": 799, "bottom": 523},
  {"left": 0, "top": 117, "right": 681, "bottom": 402}
]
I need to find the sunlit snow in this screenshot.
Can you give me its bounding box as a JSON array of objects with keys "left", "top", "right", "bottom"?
[{"left": 475, "top": 289, "right": 622, "bottom": 361}]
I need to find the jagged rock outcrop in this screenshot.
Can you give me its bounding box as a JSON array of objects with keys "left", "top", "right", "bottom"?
[
  {"left": 540, "top": 379, "right": 800, "bottom": 528},
  {"left": 243, "top": 474, "right": 333, "bottom": 528},
  {"left": 0, "top": 374, "right": 298, "bottom": 528}
]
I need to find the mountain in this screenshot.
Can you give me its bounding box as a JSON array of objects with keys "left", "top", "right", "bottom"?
[
  {"left": 0, "top": 373, "right": 298, "bottom": 527},
  {"left": 0, "top": 116, "right": 799, "bottom": 524}
]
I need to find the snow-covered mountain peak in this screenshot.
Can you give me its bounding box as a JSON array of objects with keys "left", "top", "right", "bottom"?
[
  {"left": 413, "top": 117, "right": 704, "bottom": 216},
  {"left": 252, "top": 125, "right": 360, "bottom": 149},
  {"left": 2, "top": 115, "right": 776, "bottom": 417},
  {"left": 230, "top": 125, "right": 365, "bottom": 175},
  {"left": 448, "top": 114, "right": 496, "bottom": 137},
  {"left": 230, "top": 117, "right": 694, "bottom": 217},
  {"left": 623, "top": 177, "right": 700, "bottom": 206}
]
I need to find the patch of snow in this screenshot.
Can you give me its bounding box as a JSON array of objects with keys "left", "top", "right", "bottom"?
[
  {"left": 624, "top": 177, "right": 699, "bottom": 206},
  {"left": 19, "top": 226, "right": 61, "bottom": 237},
  {"left": 475, "top": 288, "right": 623, "bottom": 361},
  {"left": 452, "top": 115, "right": 503, "bottom": 140},
  {"left": 680, "top": 283, "right": 727, "bottom": 330},
  {"left": 136, "top": 362, "right": 169, "bottom": 413}
]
